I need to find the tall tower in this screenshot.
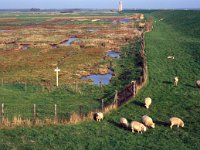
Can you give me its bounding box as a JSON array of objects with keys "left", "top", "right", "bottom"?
[{"left": 118, "top": 0, "right": 123, "bottom": 13}]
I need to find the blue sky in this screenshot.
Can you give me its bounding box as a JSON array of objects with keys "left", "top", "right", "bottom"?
[{"left": 1, "top": 0, "right": 200, "bottom": 9}]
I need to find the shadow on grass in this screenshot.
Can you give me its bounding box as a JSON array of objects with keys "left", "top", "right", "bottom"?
[
  {"left": 162, "top": 81, "right": 173, "bottom": 85},
  {"left": 184, "top": 83, "right": 196, "bottom": 89},
  {"left": 108, "top": 120, "right": 130, "bottom": 131},
  {"left": 133, "top": 101, "right": 144, "bottom": 108},
  {"left": 154, "top": 120, "right": 169, "bottom": 127}
]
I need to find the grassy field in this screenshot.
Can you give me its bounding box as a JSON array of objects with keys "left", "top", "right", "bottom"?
[
  {"left": 0, "top": 10, "right": 200, "bottom": 149},
  {"left": 0, "top": 38, "right": 143, "bottom": 120},
  {"left": 0, "top": 12, "right": 144, "bottom": 120}
]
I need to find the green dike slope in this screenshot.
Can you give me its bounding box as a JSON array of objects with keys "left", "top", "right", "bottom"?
[{"left": 0, "top": 11, "right": 200, "bottom": 150}]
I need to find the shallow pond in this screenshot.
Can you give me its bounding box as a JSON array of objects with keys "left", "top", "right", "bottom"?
[
  {"left": 113, "top": 19, "right": 131, "bottom": 23},
  {"left": 21, "top": 44, "right": 30, "bottom": 50},
  {"left": 63, "top": 38, "right": 78, "bottom": 45},
  {"left": 81, "top": 51, "right": 120, "bottom": 85},
  {"left": 81, "top": 70, "right": 113, "bottom": 85},
  {"left": 106, "top": 51, "right": 120, "bottom": 58},
  {"left": 86, "top": 29, "right": 97, "bottom": 32},
  {"left": 119, "top": 19, "right": 131, "bottom": 23}
]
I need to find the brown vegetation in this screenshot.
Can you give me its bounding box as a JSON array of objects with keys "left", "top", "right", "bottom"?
[{"left": 0, "top": 14, "right": 143, "bottom": 85}]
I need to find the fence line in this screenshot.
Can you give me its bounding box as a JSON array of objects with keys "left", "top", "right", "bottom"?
[{"left": 0, "top": 26, "right": 151, "bottom": 128}]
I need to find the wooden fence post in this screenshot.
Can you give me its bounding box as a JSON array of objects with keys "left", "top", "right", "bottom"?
[
  {"left": 33, "top": 104, "right": 36, "bottom": 125},
  {"left": 1, "top": 103, "right": 4, "bottom": 124},
  {"left": 54, "top": 104, "right": 57, "bottom": 124},
  {"left": 131, "top": 81, "right": 137, "bottom": 97},
  {"left": 114, "top": 90, "right": 118, "bottom": 105},
  {"left": 1, "top": 78, "right": 4, "bottom": 87},
  {"left": 101, "top": 99, "right": 104, "bottom": 111},
  {"left": 99, "top": 81, "right": 103, "bottom": 91},
  {"left": 143, "top": 68, "right": 146, "bottom": 82},
  {"left": 75, "top": 80, "right": 78, "bottom": 93},
  {"left": 140, "top": 76, "right": 143, "bottom": 85},
  {"left": 79, "top": 105, "right": 83, "bottom": 118}
]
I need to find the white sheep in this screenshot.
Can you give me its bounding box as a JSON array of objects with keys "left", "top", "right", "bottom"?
[
  {"left": 95, "top": 112, "right": 104, "bottom": 122},
  {"left": 120, "top": 117, "right": 129, "bottom": 128},
  {"left": 142, "top": 115, "right": 155, "bottom": 128},
  {"left": 174, "top": 77, "right": 179, "bottom": 86},
  {"left": 169, "top": 117, "right": 184, "bottom": 129},
  {"left": 167, "top": 56, "right": 175, "bottom": 59},
  {"left": 130, "top": 121, "right": 147, "bottom": 133},
  {"left": 144, "top": 97, "right": 152, "bottom": 109},
  {"left": 196, "top": 80, "right": 200, "bottom": 88}
]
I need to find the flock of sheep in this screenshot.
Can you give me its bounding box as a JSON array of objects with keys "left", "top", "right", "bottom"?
[
  {"left": 94, "top": 65, "right": 199, "bottom": 133},
  {"left": 95, "top": 96, "right": 185, "bottom": 134},
  {"left": 173, "top": 77, "right": 200, "bottom": 88}
]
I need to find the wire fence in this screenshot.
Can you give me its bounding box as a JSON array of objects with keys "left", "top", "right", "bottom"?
[
  {"left": 0, "top": 80, "right": 137, "bottom": 127},
  {"left": 0, "top": 27, "right": 150, "bottom": 128},
  {"left": 0, "top": 102, "right": 103, "bottom": 126}
]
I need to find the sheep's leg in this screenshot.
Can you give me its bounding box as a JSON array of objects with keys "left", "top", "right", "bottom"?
[
  {"left": 170, "top": 124, "right": 173, "bottom": 129},
  {"left": 174, "top": 82, "right": 177, "bottom": 86},
  {"left": 132, "top": 128, "right": 134, "bottom": 133}
]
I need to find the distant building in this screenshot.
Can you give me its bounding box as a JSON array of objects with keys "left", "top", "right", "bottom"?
[{"left": 118, "top": 0, "right": 123, "bottom": 13}]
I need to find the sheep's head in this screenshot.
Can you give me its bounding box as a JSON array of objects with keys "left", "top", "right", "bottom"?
[
  {"left": 151, "top": 123, "right": 155, "bottom": 128},
  {"left": 181, "top": 122, "right": 184, "bottom": 127},
  {"left": 174, "top": 77, "right": 179, "bottom": 81}
]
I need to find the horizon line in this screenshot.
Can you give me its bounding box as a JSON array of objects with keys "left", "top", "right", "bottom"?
[{"left": 0, "top": 8, "right": 200, "bottom": 10}]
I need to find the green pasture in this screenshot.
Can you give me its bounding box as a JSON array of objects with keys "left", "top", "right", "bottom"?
[{"left": 0, "top": 10, "right": 199, "bottom": 150}]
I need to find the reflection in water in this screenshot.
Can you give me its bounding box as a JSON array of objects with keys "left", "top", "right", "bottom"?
[
  {"left": 63, "top": 38, "right": 78, "bottom": 45},
  {"left": 81, "top": 51, "right": 120, "bottom": 85},
  {"left": 81, "top": 70, "right": 113, "bottom": 85},
  {"left": 86, "top": 29, "right": 97, "bottom": 32},
  {"left": 113, "top": 19, "right": 131, "bottom": 23},
  {"left": 106, "top": 51, "right": 120, "bottom": 58}
]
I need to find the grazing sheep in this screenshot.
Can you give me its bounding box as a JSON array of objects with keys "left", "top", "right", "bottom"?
[
  {"left": 142, "top": 115, "right": 155, "bottom": 128},
  {"left": 174, "top": 77, "right": 179, "bottom": 86},
  {"left": 120, "top": 117, "right": 129, "bottom": 128},
  {"left": 144, "top": 97, "right": 152, "bottom": 109},
  {"left": 167, "top": 56, "right": 175, "bottom": 59},
  {"left": 169, "top": 117, "right": 184, "bottom": 129},
  {"left": 95, "top": 112, "right": 104, "bottom": 122},
  {"left": 130, "top": 121, "right": 147, "bottom": 133},
  {"left": 196, "top": 80, "right": 200, "bottom": 88}
]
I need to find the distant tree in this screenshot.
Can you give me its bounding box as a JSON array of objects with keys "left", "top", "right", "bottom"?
[{"left": 30, "top": 8, "right": 40, "bottom": 12}]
